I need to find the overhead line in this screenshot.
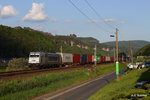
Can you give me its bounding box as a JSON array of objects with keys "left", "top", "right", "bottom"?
[
  {"left": 85, "top": 0, "right": 116, "bottom": 29},
  {"left": 68, "top": 0, "right": 112, "bottom": 35}
]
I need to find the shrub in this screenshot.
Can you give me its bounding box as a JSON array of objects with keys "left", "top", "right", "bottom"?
[
  {"left": 145, "top": 84, "right": 150, "bottom": 89},
  {"left": 6, "top": 58, "right": 29, "bottom": 71},
  {"left": 0, "top": 63, "right": 7, "bottom": 69},
  {"left": 136, "top": 58, "right": 145, "bottom": 63},
  {"left": 0, "top": 70, "right": 87, "bottom": 96}
]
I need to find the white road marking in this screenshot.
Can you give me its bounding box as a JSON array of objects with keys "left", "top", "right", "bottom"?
[{"left": 41, "top": 71, "right": 115, "bottom": 100}]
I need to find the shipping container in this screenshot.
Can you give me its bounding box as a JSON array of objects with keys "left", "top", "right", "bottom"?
[
  {"left": 57, "top": 53, "right": 73, "bottom": 64},
  {"left": 96, "top": 56, "right": 100, "bottom": 62},
  {"left": 100, "top": 56, "right": 104, "bottom": 62},
  {"left": 106, "top": 57, "right": 110, "bottom": 62},
  {"left": 104, "top": 56, "right": 106, "bottom": 62},
  {"left": 87, "top": 54, "right": 92, "bottom": 63},
  {"left": 110, "top": 57, "right": 114, "bottom": 62},
  {"left": 119, "top": 58, "right": 122, "bottom": 62},
  {"left": 73, "top": 54, "right": 81, "bottom": 64},
  {"left": 81, "top": 54, "right": 87, "bottom": 64}
]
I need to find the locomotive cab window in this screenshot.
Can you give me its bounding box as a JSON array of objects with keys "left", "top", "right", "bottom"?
[{"left": 30, "top": 55, "right": 39, "bottom": 57}]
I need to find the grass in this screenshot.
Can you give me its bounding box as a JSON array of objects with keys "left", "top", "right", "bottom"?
[
  {"left": 88, "top": 67, "right": 150, "bottom": 100},
  {"left": 0, "top": 63, "right": 127, "bottom": 100},
  {"left": 0, "top": 69, "right": 6, "bottom": 72},
  {"left": 0, "top": 63, "right": 7, "bottom": 72}
]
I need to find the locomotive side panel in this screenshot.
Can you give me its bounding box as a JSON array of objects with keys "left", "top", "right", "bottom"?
[{"left": 45, "top": 53, "right": 62, "bottom": 66}]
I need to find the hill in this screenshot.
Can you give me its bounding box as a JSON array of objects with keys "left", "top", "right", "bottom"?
[
  {"left": 0, "top": 25, "right": 113, "bottom": 58},
  {"left": 102, "top": 40, "right": 150, "bottom": 55},
  {"left": 0, "top": 25, "right": 56, "bottom": 58},
  {"left": 136, "top": 44, "right": 150, "bottom": 56},
  {"left": 4, "top": 25, "right": 148, "bottom": 58}
]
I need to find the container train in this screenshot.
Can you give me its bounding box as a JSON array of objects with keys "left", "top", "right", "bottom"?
[{"left": 28, "top": 52, "right": 123, "bottom": 67}]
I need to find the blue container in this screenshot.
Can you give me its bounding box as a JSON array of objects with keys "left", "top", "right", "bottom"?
[{"left": 81, "top": 54, "right": 87, "bottom": 64}]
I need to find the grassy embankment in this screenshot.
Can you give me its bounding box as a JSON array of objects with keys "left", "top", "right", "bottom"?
[
  {"left": 0, "top": 64, "right": 7, "bottom": 72},
  {"left": 0, "top": 63, "right": 126, "bottom": 100},
  {"left": 88, "top": 67, "right": 150, "bottom": 100}
]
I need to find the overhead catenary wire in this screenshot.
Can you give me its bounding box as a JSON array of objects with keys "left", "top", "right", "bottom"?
[
  {"left": 84, "top": 0, "right": 116, "bottom": 29},
  {"left": 68, "top": 0, "right": 112, "bottom": 35}
]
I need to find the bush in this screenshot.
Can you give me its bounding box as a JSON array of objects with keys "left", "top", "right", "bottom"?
[
  {"left": 145, "top": 84, "right": 150, "bottom": 89},
  {"left": 136, "top": 58, "right": 145, "bottom": 63},
  {"left": 0, "top": 63, "right": 7, "bottom": 69},
  {"left": 0, "top": 70, "right": 87, "bottom": 96},
  {"left": 6, "top": 58, "right": 29, "bottom": 71}
]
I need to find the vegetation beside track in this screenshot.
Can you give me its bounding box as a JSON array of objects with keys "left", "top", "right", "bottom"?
[
  {"left": 88, "top": 67, "right": 150, "bottom": 100},
  {"left": 6, "top": 58, "right": 30, "bottom": 71},
  {"left": 0, "top": 63, "right": 126, "bottom": 100},
  {"left": 0, "top": 63, "right": 7, "bottom": 72}
]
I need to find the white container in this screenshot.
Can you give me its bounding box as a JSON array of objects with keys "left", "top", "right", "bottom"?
[
  {"left": 106, "top": 57, "right": 110, "bottom": 61},
  {"left": 57, "top": 53, "right": 73, "bottom": 63}
]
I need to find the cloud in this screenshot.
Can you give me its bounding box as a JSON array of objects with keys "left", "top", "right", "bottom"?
[
  {"left": 49, "top": 18, "right": 57, "bottom": 22},
  {"left": 0, "top": 5, "right": 18, "bottom": 18},
  {"left": 31, "top": 25, "right": 43, "bottom": 31},
  {"left": 87, "top": 20, "right": 101, "bottom": 23},
  {"left": 104, "top": 19, "right": 115, "bottom": 22},
  {"left": 117, "top": 21, "right": 124, "bottom": 25},
  {"left": 51, "top": 29, "right": 58, "bottom": 33},
  {"left": 22, "top": 3, "right": 48, "bottom": 21},
  {"left": 64, "top": 19, "right": 72, "bottom": 23}
]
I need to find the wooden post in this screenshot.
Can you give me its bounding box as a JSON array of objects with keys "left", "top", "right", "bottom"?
[
  {"left": 116, "top": 28, "right": 119, "bottom": 81},
  {"left": 94, "top": 44, "right": 97, "bottom": 67}
]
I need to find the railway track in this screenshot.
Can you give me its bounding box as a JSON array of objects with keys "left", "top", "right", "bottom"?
[
  {"left": 0, "top": 64, "right": 92, "bottom": 78},
  {"left": 0, "top": 63, "right": 112, "bottom": 81}
]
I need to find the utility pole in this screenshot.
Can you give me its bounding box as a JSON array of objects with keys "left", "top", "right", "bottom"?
[
  {"left": 116, "top": 28, "right": 118, "bottom": 62},
  {"left": 94, "top": 44, "right": 97, "bottom": 67},
  {"left": 116, "top": 28, "right": 119, "bottom": 81},
  {"left": 131, "top": 49, "right": 134, "bottom": 65},
  {"left": 122, "top": 54, "right": 123, "bottom": 62},
  {"left": 114, "top": 48, "right": 115, "bottom": 63},
  {"left": 129, "top": 41, "right": 131, "bottom": 63}
]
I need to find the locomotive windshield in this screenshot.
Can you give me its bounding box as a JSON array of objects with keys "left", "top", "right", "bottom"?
[{"left": 30, "top": 55, "right": 39, "bottom": 57}]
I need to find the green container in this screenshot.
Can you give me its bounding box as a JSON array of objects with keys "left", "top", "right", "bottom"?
[{"left": 97, "top": 56, "right": 100, "bottom": 62}]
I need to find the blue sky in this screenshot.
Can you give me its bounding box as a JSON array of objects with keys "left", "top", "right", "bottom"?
[{"left": 0, "top": 0, "right": 150, "bottom": 43}]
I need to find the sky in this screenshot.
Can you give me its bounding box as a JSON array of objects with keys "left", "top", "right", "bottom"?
[{"left": 0, "top": 0, "right": 150, "bottom": 43}]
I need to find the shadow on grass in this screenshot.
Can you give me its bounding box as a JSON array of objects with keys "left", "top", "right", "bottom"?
[{"left": 137, "top": 68, "right": 150, "bottom": 82}]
